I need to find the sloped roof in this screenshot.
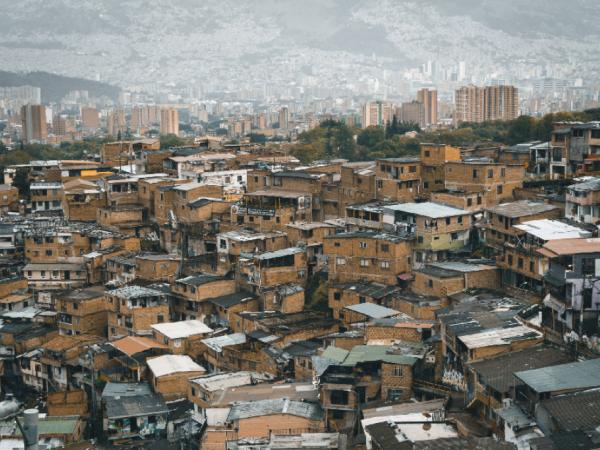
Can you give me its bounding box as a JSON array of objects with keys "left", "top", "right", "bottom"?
[
  {"left": 227, "top": 398, "right": 323, "bottom": 421},
  {"left": 147, "top": 355, "right": 205, "bottom": 378},
  {"left": 385, "top": 202, "right": 468, "bottom": 218},
  {"left": 151, "top": 320, "right": 213, "bottom": 339},
  {"left": 111, "top": 336, "right": 167, "bottom": 356},
  {"left": 515, "top": 358, "right": 600, "bottom": 393},
  {"left": 540, "top": 238, "right": 600, "bottom": 256},
  {"left": 538, "top": 389, "right": 600, "bottom": 432},
  {"left": 342, "top": 345, "right": 418, "bottom": 367},
  {"left": 468, "top": 346, "right": 573, "bottom": 394},
  {"left": 344, "top": 303, "right": 400, "bottom": 319}
]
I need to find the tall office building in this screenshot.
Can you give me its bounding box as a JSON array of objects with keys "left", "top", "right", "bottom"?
[
  {"left": 21, "top": 104, "right": 47, "bottom": 143},
  {"left": 278, "top": 107, "right": 289, "bottom": 130},
  {"left": 81, "top": 107, "right": 99, "bottom": 131},
  {"left": 399, "top": 101, "right": 426, "bottom": 128},
  {"left": 484, "top": 85, "right": 519, "bottom": 121},
  {"left": 160, "top": 108, "right": 179, "bottom": 136},
  {"left": 107, "top": 108, "right": 126, "bottom": 137},
  {"left": 130, "top": 106, "right": 144, "bottom": 132},
  {"left": 458, "top": 61, "right": 466, "bottom": 82},
  {"left": 52, "top": 115, "right": 66, "bottom": 136},
  {"left": 455, "top": 85, "right": 519, "bottom": 124},
  {"left": 416, "top": 88, "right": 438, "bottom": 126},
  {"left": 361, "top": 101, "right": 393, "bottom": 128}
]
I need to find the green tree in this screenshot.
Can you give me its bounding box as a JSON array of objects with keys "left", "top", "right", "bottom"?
[
  {"left": 305, "top": 275, "right": 329, "bottom": 312},
  {"left": 12, "top": 168, "right": 30, "bottom": 199},
  {"left": 357, "top": 126, "right": 385, "bottom": 148},
  {"left": 160, "top": 134, "right": 186, "bottom": 149},
  {"left": 507, "top": 116, "right": 536, "bottom": 145},
  {"left": 249, "top": 133, "right": 268, "bottom": 144}
]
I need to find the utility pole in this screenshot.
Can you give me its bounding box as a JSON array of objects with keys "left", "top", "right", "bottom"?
[{"left": 86, "top": 349, "right": 98, "bottom": 439}]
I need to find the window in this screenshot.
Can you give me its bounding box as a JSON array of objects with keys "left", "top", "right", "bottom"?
[
  {"left": 508, "top": 255, "right": 513, "bottom": 265},
  {"left": 477, "top": 196, "right": 482, "bottom": 205},
  {"left": 409, "top": 166, "right": 417, "bottom": 173},
  {"left": 359, "top": 296, "right": 366, "bottom": 304},
  {"left": 336, "top": 257, "right": 346, "bottom": 266},
  {"left": 332, "top": 410, "right": 344, "bottom": 419},
  {"left": 582, "top": 258, "right": 595, "bottom": 276},
  {"left": 393, "top": 366, "right": 403, "bottom": 376},
  {"left": 359, "top": 242, "right": 367, "bottom": 248},
  {"left": 501, "top": 168, "right": 506, "bottom": 177},
  {"left": 457, "top": 216, "right": 463, "bottom": 224},
  {"left": 467, "top": 198, "right": 472, "bottom": 207},
  {"left": 423, "top": 181, "right": 429, "bottom": 189},
  {"left": 451, "top": 232, "right": 458, "bottom": 240},
  {"left": 417, "top": 236, "right": 423, "bottom": 244},
  {"left": 424, "top": 150, "right": 430, "bottom": 157},
  {"left": 219, "top": 239, "right": 227, "bottom": 249},
  {"left": 330, "top": 390, "right": 349, "bottom": 405},
  {"left": 334, "top": 292, "right": 341, "bottom": 300},
  {"left": 530, "top": 261, "right": 535, "bottom": 272},
  {"left": 334, "top": 242, "right": 340, "bottom": 247},
  {"left": 497, "top": 185, "right": 503, "bottom": 195},
  {"left": 156, "top": 315, "right": 164, "bottom": 323},
  {"left": 583, "top": 288, "right": 593, "bottom": 309},
  {"left": 376, "top": 180, "right": 383, "bottom": 189},
  {"left": 518, "top": 258, "right": 524, "bottom": 269},
  {"left": 446, "top": 217, "right": 451, "bottom": 225},
  {"left": 427, "top": 279, "right": 433, "bottom": 288},
  {"left": 381, "top": 261, "right": 390, "bottom": 269},
  {"left": 46, "top": 250, "right": 52, "bottom": 256},
  {"left": 381, "top": 244, "right": 389, "bottom": 252},
  {"left": 387, "top": 389, "right": 404, "bottom": 401},
  {"left": 359, "top": 259, "right": 370, "bottom": 267},
  {"left": 472, "top": 169, "right": 478, "bottom": 179},
  {"left": 487, "top": 169, "right": 493, "bottom": 178}
]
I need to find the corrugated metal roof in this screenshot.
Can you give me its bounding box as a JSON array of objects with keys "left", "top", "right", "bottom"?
[
  {"left": 429, "top": 261, "right": 496, "bottom": 273},
  {"left": 176, "top": 273, "right": 223, "bottom": 286},
  {"left": 201, "top": 333, "right": 246, "bottom": 352},
  {"left": 385, "top": 202, "right": 468, "bottom": 218},
  {"left": 147, "top": 355, "right": 205, "bottom": 378},
  {"left": 344, "top": 302, "right": 400, "bottom": 319},
  {"left": 255, "top": 247, "right": 304, "bottom": 261},
  {"left": 540, "top": 238, "right": 600, "bottom": 256},
  {"left": 333, "top": 282, "right": 400, "bottom": 299},
  {"left": 111, "top": 336, "right": 167, "bottom": 356},
  {"left": 468, "top": 346, "right": 573, "bottom": 394},
  {"left": 151, "top": 320, "right": 213, "bottom": 339},
  {"left": 514, "top": 358, "right": 600, "bottom": 393},
  {"left": 342, "top": 345, "right": 419, "bottom": 367},
  {"left": 486, "top": 201, "right": 557, "bottom": 218},
  {"left": 227, "top": 398, "right": 323, "bottom": 421},
  {"left": 321, "top": 346, "right": 349, "bottom": 363},
  {"left": 514, "top": 219, "right": 591, "bottom": 241},
  {"left": 537, "top": 389, "right": 600, "bottom": 432},
  {"left": 107, "top": 285, "right": 164, "bottom": 299}
]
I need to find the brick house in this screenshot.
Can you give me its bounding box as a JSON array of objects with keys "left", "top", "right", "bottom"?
[
  {"left": 147, "top": 354, "right": 206, "bottom": 401},
  {"left": 56, "top": 286, "right": 108, "bottom": 336},
  {"left": 324, "top": 231, "right": 412, "bottom": 284},
  {"left": 106, "top": 286, "right": 169, "bottom": 340}
]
